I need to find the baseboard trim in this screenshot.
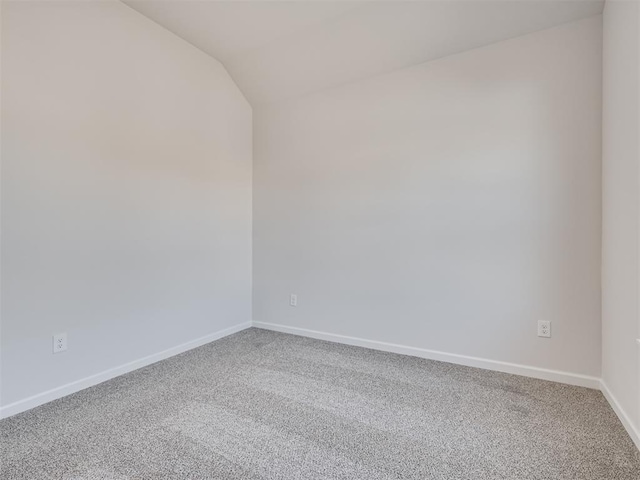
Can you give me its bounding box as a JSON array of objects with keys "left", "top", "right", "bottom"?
[
  {"left": 252, "top": 321, "right": 601, "bottom": 389},
  {"left": 0, "top": 321, "right": 252, "bottom": 420},
  {"left": 4, "top": 321, "right": 638, "bottom": 452},
  {"left": 600, "top": 380, "right": 640, "bottom": 452}
]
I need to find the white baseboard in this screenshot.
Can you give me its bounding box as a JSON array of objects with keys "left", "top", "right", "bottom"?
[
  {"left": 4, "top": 320, "right": 639, "bottom": 453},
  {"left": 252, "top": 321, "right": 601, "bottom": 389},
  {"left": 252, "top": 321, "right": 640, "bottom": 452},
  {"left": 0, "top": 321, "right": 251, "bottom": 420},
  {"left": 600, "top": 380, "right": 640, "bottom": 452}
]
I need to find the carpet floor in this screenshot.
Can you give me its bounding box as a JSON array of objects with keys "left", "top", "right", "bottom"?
[{"left": 1, "top": 327, "right": 639, "bottom": 479}]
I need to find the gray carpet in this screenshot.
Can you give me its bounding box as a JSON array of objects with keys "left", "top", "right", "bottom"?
[{"left": 1, "top": 328, "right": 639, "bottom": 479}]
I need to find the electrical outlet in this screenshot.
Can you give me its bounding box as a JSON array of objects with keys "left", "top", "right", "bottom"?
[
  {"left": 537, "top": 321, "right": 551, "bottom": 338},
  {"left": 53, "top": 333, "right": 67, "bottom": 353},
  {"left": 290, "top": 294, "right": 298, "bottom": 307}
]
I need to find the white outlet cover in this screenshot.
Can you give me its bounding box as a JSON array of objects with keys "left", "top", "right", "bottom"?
[
  {"left": 53, "top": 333, "right": 68, "bottom": 353},
  {"left": 537, "top": 321, "right": 551, "bottom": 338},
  {"left": 290, "top": 294, "right": 298, "bottom": 307}
]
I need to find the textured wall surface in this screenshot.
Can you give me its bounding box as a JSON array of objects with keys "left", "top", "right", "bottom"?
[
  {"left": 254, "top": 17, "right": 602, "bottom": 377},
  {"left": 602, "top": 0, "right": 640, "bottom": 435},
  {"left": 1, "top": 1, "right": 252, "bottom": 406}
]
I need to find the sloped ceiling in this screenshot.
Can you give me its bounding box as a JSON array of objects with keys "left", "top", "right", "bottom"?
[{"left": 123, "top": 0, "right": 604, "bottom": 105}]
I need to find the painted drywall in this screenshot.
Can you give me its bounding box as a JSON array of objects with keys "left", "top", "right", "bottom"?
[
  {"left": 0, "top": 1, "right": 252, "bottom": 407},
  {"left": 253, "top": 17, "right": 602, "bottom": 378},
  {"left": 602, "top": 0, "right": 640, "bottom": 435},
  {"left": 0, "top": 0, "right": 4, "bottom": 410}
]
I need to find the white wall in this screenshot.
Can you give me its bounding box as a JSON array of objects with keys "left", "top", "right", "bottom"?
[
  {"left": 1, "top": 1, "right": 252, "bottom": 408},
  {"left": 602, "top": 0, "right": 640, "bottom": 439},
  {"left": 254, "top": 17, "right": 602, "bottom": 379}
]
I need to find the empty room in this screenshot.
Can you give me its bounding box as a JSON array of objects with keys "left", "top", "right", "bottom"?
[{"left": 1, "top": 0, "right": 639, "bottom": 478}]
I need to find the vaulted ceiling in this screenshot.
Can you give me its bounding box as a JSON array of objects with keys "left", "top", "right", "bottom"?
[{"left": 123, "top": 0, "right": 604, "bottom": 105}]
